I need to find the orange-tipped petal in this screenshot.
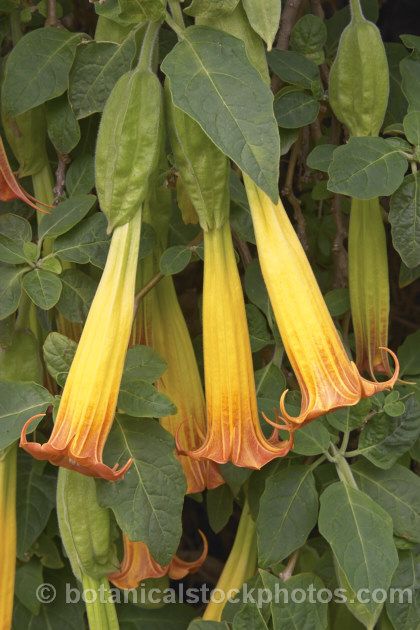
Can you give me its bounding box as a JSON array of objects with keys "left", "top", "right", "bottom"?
[
  {"left": 244, "top": 176, "right": 399, "bottom": 429},
  {"left": 20, "top": 212, "right": 141, "bottom": 480}
]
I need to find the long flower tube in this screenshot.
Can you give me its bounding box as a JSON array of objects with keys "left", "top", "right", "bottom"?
[
  {"left": 178, "top": 220, "right": 293, "bottom": 468},
  {"left": 133, "top": 257, "right": 224, "bottom": 493},
  {"left": 0, "top": 444, "right": 16, "bottom": 630},
  {"left": 244, "top": 176, "right": 398, "bottom": 428},
  {"left": 202, "top": 499, "right": 257, "bottom": 622},
  {"left": 349, "top": 198, "right": 392, "bottom": 378},
  {"left": 108, "top": 531, "right": 208, "bottom": 590},
  {"left": 20, "top": 210, "right": 142, "bottom": 480}
]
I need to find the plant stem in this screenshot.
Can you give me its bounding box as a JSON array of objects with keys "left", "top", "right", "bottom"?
[
  {"left": 10, "top": 9, "right": 22, "bottom": 45},
  {"left": 82, "top": 574, "right": 120, "bottom": 630},
  {"left": 137, "top": 20, "right": 161, "bottom": 73},
  {"left": 350, "top": 0, "right": 364, "bottom": 22},
  {"left": 168, "top": 0, "right": 185, "bottom": 29},
  {"left": 165, "top": 11, "right": 185, "bottom": 39},
  {"left": 332, "top": 446, "right": 359, "bottom": 489}
]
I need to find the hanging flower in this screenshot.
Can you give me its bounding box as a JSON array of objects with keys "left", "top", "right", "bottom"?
[
  {"left": 0, "top": 136, "right": 51, "bottom": 213},
  {"left": 133, "top": 259, "right": 224, "bottom": 493},
  {"left": 20, "top": 212, "right": 141, "bottom": 480},
  {"left": 244, "top": 176, "right": 399, "bottom": 429},
  {"left": 108, "top": 531, "right": 208, "bottom": 590},
  {"left": 177, "top": 220, "right": 293, "bottom": 468}
]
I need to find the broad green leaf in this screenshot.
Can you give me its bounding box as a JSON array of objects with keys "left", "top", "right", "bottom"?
[
  {"left": 328, "top": 137, "right": 408, "bottom": 199},
  {"left": 324, "top": 288, "right": 350, "bottom": 317},
  {"left": 22, "top": 269, "right": 62, "bottom": 310},
  {"left": 307, "top": 144, "right": 336, "bottom": 172},
  {"left": 274, "top": 88, "right": 320, "bottom": 128},
  {"left": 0, "top": 330, "right": 43, "bottom": 383},
  {"left": 39, "top": 195, "right": 96, "bottom": 240},
  {"left": 65, "top": 154, "right": 95, "bottom": 196},
  {"left": 162, "top": 26, "right": 280, "bottom": 202},
  {"left": 242, "top": 0, "right": 281, "bottom": 51},
  {"left": 389, "top": 172, "right": 420, "bottom": 269},
  {"left": 29, "top": 533, "right": 64, "bottom": 569},
  {"left": 159, "top": 245, "right": 192, "bottom": 276},
  {"left": 45, "top": 94, "right": 81, "bottom": 154},
  {"left": 116, "top": 0, "right": 165, "bottom": 21},
  {"left": 97, "top": 416, "right": 186, "bottom": 565},
  {"left": 400, "top": 49, "right": 420, "bottom": 112},
  {"left": 260, "top": 571, "right": 328, "bottom": 630},
  {"left": 352, "top": 461, "right": 420, "bottom": 543},
  {"left": 245, "top": 258, "right": 270, "bottom": 317},
  {"left": 358, "top": 396, "right": 420, "bottom": 469},
  {"left": 257, "top": 465, "right": 318, "bottom": 566},
  {"left": 184, "top": 0, "right": 239, "bottom": 18},
  {"left": 403, "top": 110, "right": 420, "bottom": 145},
  {"left": 292, "top": 422, "right": 330, "bottom": 455},
  {"left": 327, "top": 399, "right": 371, "bottom": 433},
  {"left": 398, "top": 330, "right": 420, "bottom": 375},
  {"left": 189, "top": 622, "right": 229, "bottom": 630},
  {"left": 16, "top": 453, "right": 56, "bottom": 556},
  {"left": 384, "top": 42, "right": 409, "bottom": 127},
  {"left": 255, "top": 363, "right": 286, "bottom": 400},
  {"left": 232, "top": 601, "right": 268, "bottom": 630},
  {"left": 229, "top": 171, "right": 255, "bottom": 243},
  {"left": 118, "top": 379, "right": 176, "bottom": 417},
  {"left": 399, "top": 261, "right": 420, "bottom": 287},
  {"left": 279, "top": 127, "right": 300, "bottom": 156},
  {"left": 0, "top": 265, "right": 25, "bottom": 319},
  {"left": 116, "top": 602, "right": 197, "bottom": 629},
  {"left": 122, "top": 345, "right": 167, "bottom": 385},
  {"left": 0, "top": 214, "right": 33, "bottom": 264},
  {"left": 138, "top": 222, "right": 157, "bottom": 261},
  {"left": 319, "top": 482, "right": 398, "bottom": 624},
  {"left": 14, "top": 559, "right": 43, "bottom": 615},
  {"left": 268, "top": 49, "right": 321, "bottom": 90},
  {"left": 222, "top": 574, "right": 270, "bottom": 623},
  {"left": 245, "top": 304, "right": 272, "bottom": 352},
  {"left": 43, "top": 332, "right": 77, "bottom": 383},
  {"left": 2, "top": 28, "right": 83, "bottom": 116},
  {"left": 291, "top": 14, "right": 327, "bottom": 65},
  {"left": 207, "top": 483, "right": 234, "bottom": 533},
  {"left": 56, "top": 268, "right": 97, "bottom": 323},
  {"left": 0, "top": 381, "right": 53, "bottom": 449},
  {"left": 219, "top": 461, "right": 252, "bottom": 497},
  {"left": 69, "top": 38, "right": 136, "bottom": 119},
  {"left": 52, "top": 213, "right": 110, "bottom": 268},
  {"left": 386, "top": 550, "right": 420, "bottom": 630}
]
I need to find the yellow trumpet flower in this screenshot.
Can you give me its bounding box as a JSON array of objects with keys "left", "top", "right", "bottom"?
[
  {"left": 178, "top": 220, "right": 293, "bottom": 468},
  {"left": 0, "top": 445, "right": 16, "bottom": 630},
  {"left": 20, "top": 211, "right": 141, "bottom": 480},
  {"left": 108, "top": 531, "right": 208, "bottom": 590},
  {"left": 133, "top": 257, "right": 224, "bottom": 493},
  {"left": 244, "top": 176, "right": 398, "bottom": 428}
]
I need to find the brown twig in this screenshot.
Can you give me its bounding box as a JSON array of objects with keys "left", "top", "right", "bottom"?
[
  {"left": 232, "top": 227, "right": 253, "bottom": 269},
  {"left": 279, "top": 549, "right": 300, "bottom": 581},
  {"left": 281, "top": 134, "right": 308, "bottom": 251},
  {"left": 310, "top": 0, "right": 325, "bottom": 19},
  {"left": 44, "top": 0, "right": 61, "bottom": 27},
  {"left": 271, "top": 0, "right": 308, "bottom": 92},
  {"left": 53, "top": 152, "right": 71, "bottom": 205},
  {"left": 134, "top": 272, "right": 164, "bottom": 315}
]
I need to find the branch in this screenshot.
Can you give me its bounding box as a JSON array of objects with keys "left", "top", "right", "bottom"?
[
  {"left": 281, "top": 134, "right": 308, "bottom": 251},
  {"left": 272, "top": 0, "right": 308, "bottom": 92},
  {"left": 53, "top": 152, "right": 71, "bottom": 205}
]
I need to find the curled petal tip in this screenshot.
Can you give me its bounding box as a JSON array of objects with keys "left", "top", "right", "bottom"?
[{"left": 19, "top": 414, "right": 46, "bottom": 447}]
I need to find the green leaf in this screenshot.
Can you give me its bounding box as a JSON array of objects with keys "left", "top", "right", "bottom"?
[
  {"left": 358, "top": 396, "right": 420, "bottom": 469},
  {"left": 255, "top": 362, "right": 286, "bottom": 400},
  {"left": 162, "top": 26, "right": 280, "bottom": 202},
  {"left": 69, "top": 38, "right": 136, "bottom": 119},
  {"left": 389, "top": 172, "right": 420, "bottom": 269},
  {"left": 291, "top": 14, "right": 327, "bottom": 65},
  {"left": 292, "top": 422, "right": 330, "bottom": 455},
  {"left": 242, "top": 0, "right": 281, "bottom": 51},
  {"left": 118, "top": 379, "right": 176, "bottom": 418},
  {"left": 122, "top": 345, "right": 167, "bottom": 385},
  {"left": 232, "top": 601, "right": 269, "bottom": 630},
  {"left": 398, "top": 330, "right": 420, "bottom": 375},
  {"left": 257, "top": 465, "right": 318, "bottom": 567},
  {"left": 245, "top": 304, "right": 272, "bottom": 352},
  {"left": 39, "top": 257, "right": 62, "bottom": 274},
  {"left": 260, "top": 571, "right": 328, "bottom": 630},
  {"left": 159, "top": 245, "right": 192, "bottom": 276},
  {"left": 324, "top": 288, "right": 350, "bottom": 317},
  {"left": 138, "top": 222, "right": 157, "bottom": 261},
  {"left": 328, "top": 137, "right": 408, "bottom": 199},
  {"left": 2, "top": 28, "right": 83, "bottom": 116},
  {"left": 207, "top": 483, "right": 234, "bottom": 533},
  {"left": 97, "top": 416, "right": 186, "bottom": 565},
  {"left": 65, "top": 154, "right": 95, "bottom": 197},
  {"left": 22, "top": 269, "right": 62, "bottom": 310},
  {"left": 307, "top": 144, "right": 336, "bottom": 172},
  {"left": 29, "top": 532, "right": 64, "bottom": 569},
  {"left": 45, "top": 93, "right": 81, "bottom": 154},
  {"left": 184, "top": 0, "right": 239, "bottom": 17},
  {"left": 0, "top": 214, "right": 33, "bottom": 264},
  {"left": 39, "top": 195, "right": 96, "bottom": 240},
  {"left": 319, "top": 482, "right": 398, "bottom": 624},
  {"left": 0, "top": 330, "right": 43, "bottom": 383},
  {"left": 268, "top": 49, "right": 321, "bottom": 90},
  {"left": 16, "top": 452, "right": 56, "bottom": 556},
  {"left": 219, "top": 461, "right": 252, "bottom": 497},
  {"left": 400, "top": 50, "right": 420, "bottom": 112},
  {"left": 386, "top": 550, "right": 420, "bottom": 630},
  {"left": 274, "top": 88, "right": 320, "bottom": 128},
  {"left": 327, "top": 399, "right": 371, "bottom": 432},
  {"left": 43, "top": 332, "right": 77, "bottom": 384},
  {"left": 0, "top": 381, "right": 53, "bottom": 449},
  {"left": 189, "top": 622, "right": 229, "bottom": 630},
  {"left": 52, "top": 213, "right": 110, "bottom": 268},
  {"left": 245, "top": 258, "right": 270, "bottom": 317},
  {"left": 399, "top": 260, "right": 420, "bottom": 287},
  {"left": 56, "top": 268, "right": 97, "bottom": 323},
  {"left": 14, "top": 559, "right": 43, "bottom": 615},
  {"left": 403, "top": 110, "right": 420, "bottom": 145},
  {"left": 352, "top": 460, "right": 420, "bottom": 543}
]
